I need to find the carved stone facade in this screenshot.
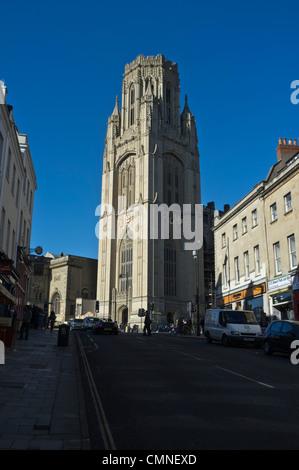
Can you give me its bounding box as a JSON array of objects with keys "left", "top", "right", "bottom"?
[
  {"left": 97, "top": 55, "right": 204, "bottom": 328},
  {"left": 27, "top": 252, "right": 97, "bottom": 323}
]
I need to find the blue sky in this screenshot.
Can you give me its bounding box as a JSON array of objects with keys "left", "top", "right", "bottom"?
[{"left": 1, "top": 0, "right": 298, "bottom": 260}]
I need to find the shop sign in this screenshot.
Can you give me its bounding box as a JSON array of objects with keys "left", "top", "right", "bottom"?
[
  {"left": 268, "top": 275, "right": 291, "bottom": 292},
  {"left": 0, "top": 261, "right": 13, "bottom": 275}
]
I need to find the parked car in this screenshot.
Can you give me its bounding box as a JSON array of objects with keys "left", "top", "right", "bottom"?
[
  {"left": 70, "top": 318, "right": 84, "bottom": 330},
  {"left": 204, "top": 308, "right": 263, "bottom": 347},
  {"left": 82, "top": 316, "right": 98, "bottom": 331},
  {"left": 92, "top": 319, "right": 118, "bottom": 335},
  {"left": 263, "top": 320, "right": 299, "bottom": 356}
]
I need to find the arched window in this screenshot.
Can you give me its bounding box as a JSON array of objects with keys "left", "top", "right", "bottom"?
[
  {"left": 129, "top": 84, "right": 135, "bottom": 126},
  {"left": 166, "top": 85, "right": 171, "bottom": 124},
  {"left": 120, "top": 238, "right": 133, "bottom": 292},
  {"left": 118, "top": 162, "right": 135, "bottom": 210},
  {"left": 164, "top": 240, "right": 177, "bottom": 296},
  {"left": 52, "top": 293, "right": 61, "bottom": 317}
]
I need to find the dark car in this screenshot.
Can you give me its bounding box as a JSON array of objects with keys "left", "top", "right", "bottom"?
[
  {"left": 92, "top": 319, "right": 118, "bottom": 335},
  {"left": 263, "top": 320, "right": 299, "bottom": 356}
]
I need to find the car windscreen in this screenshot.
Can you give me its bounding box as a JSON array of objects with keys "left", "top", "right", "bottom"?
[{"left": 223, "top": 311, "right": 258, "bottom": 325}]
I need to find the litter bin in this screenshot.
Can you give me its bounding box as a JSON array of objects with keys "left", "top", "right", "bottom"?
[{"left": 57, "top": 323, "right": 70, "bottom": 346}]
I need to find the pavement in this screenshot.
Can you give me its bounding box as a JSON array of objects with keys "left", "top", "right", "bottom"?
[{"left": 0, "top": 326, "right": 90, "bottom": 450}]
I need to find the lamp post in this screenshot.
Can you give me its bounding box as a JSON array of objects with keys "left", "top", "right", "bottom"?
[{"left": 193, "top": 250, "right": 200, "bottom": 336}]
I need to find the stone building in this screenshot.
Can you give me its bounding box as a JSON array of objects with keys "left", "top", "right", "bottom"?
[
  {"left": 97, "top": 54, "right": 204, "bottom": 329},
  {"left": 0, "top": 81, "right": 37, "bottom": 325},
  {"left": 203, "top": 202, "right": 230, "bottom": 309},
  {"left": 213, "top": 138, "right": 299, "bottom": 321},
  {"left": 27, "top": 252, "right": 97, "bottom": 324}
]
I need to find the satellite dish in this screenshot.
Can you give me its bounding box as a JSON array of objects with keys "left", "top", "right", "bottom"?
[{"left": 35, "top": 246, "right": 43, "bottom": 255}]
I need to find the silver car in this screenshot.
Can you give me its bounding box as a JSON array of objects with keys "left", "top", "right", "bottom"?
[{"left": 82, "top": 316, "right": 98, "bottom": 331}]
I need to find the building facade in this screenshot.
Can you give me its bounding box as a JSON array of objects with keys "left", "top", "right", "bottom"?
[
  {"left": 97, "top": 55, "right": 204, "bottom": 328},
  {"left": 214, "top": 138, "right": 299, "bottom": 321},
  {"left": 27, "top": 252, "right": 98, "bottom": 324},
  {"left": 0, "top": 81, "right": 37, "bottom": 328}
]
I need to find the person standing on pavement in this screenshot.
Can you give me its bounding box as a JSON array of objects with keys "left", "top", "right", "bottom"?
[
  {"left": 49, "top": 311, "right": 56, "bottom": 331},
  {"left": 18, "top": 306, "right": 32, "bottom": 340},
  {"left": 143, "top": 311, "right": 151, "bottom": 336}
]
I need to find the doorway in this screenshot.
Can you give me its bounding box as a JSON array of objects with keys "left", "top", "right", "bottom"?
[{"left": 122, "top": 307, "right": 128, "bottom": 325}]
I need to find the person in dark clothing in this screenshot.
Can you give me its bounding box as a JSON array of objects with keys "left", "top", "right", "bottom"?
[
  {"left": 49, "top": 311, "right": 56, "bottom": 331},
  {"left": 143, "top": 311, "right": 151, "bottom": 336},
  {"left": 18, "top": 307, "right": 32, "bottom": 340}
]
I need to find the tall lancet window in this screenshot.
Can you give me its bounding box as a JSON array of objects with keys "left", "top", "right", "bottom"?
[
  {"left": 166, "top": 85, "right": 171, "bottom": 124},
  {"left": 164, "top": 240, "right": 177, "bottom": 296},
  {"left": 129, "top": 84, "right": 135, "bottom": 126},
  {"left": 120, "top": 237, "right": 133, "bottom": 292}
]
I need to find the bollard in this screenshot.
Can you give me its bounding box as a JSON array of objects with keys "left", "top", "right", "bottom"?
[{"left": 57, "top": 323, "right": 70, "bottom": 346}]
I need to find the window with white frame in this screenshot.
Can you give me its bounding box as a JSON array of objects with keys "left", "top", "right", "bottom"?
[
  {"left": 234, "top": 256, "right": 240, "bottom": 283},
  {"left": 270, "top": 203, "right": 277, "bottom": 222},
  {"left": 254, "top": 245, "right": 260, "bottom": 274},
  {"left": 6, "top": 219, "right": 10, "bottom": 255},
  {"left": 242, "top": 217, "right": 247, "bottom": 234},
  {"left": 6, "top": 150, "right": 11, "bottom": 181},
  {"left": 222, "top": 233, "right": 226, "bottom": 248},
  {"left": 244, "top": 251, "right": 249, "bottom": 279},
  {"left": 233, "top": 224, "right": 238, "bottom": 240},
  {"left": 11, "top": 165, "right": 16, "bottom": 195},
  {"left": 284, "top": 192, "right": 292, "bottom": 213},
  {"left": 252, "top": 209, "right": 258, "bottom": 227},
  {"left": 288, "top": 234, "right": 297, "bottom": 269},
  {"left": 223, "top": 260, "right": 228, "bottom": 287},
  {"left": 273, "top": 242, "right": 281, "bottom": 275}
]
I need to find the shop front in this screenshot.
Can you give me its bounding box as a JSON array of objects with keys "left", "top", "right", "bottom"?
[
  {"left": 268, "top": 275, "right": 294, "bottom": 320},
  {"left": 0, "top": 261, "right": 18, "bottom": 348},
  {"left": 216, "top": 283, "right": 266, "bottom": 323}
]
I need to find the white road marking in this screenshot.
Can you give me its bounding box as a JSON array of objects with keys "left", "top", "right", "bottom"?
[{"left": 215, "top": 366, "right": 275, "bottom": 389}]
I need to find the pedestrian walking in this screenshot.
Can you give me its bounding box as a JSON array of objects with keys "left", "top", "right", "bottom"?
[
  {"left": 49, "top": 311, "right": 56, "bottom": 331},
  {"left": 143, "top": 311, "right": 151, "bottom": 336},
  {"left": 18, "top": 306, "right": 32, "bottom": 340}
]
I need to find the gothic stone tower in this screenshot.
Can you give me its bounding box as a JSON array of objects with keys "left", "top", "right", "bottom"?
[{"left": 97, "top": 54, "right": 204, "bottom": 327}]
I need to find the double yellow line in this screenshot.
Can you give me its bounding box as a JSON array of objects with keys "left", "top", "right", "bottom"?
[{"left": 77, "top": 334, "right": 116, "bottom": 450}]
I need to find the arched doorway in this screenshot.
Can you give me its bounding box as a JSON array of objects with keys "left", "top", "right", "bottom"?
[
  {"left": 52, "top": 292, "right": 61, "bottom": 317},
  {"left": 167, "top": 312, "right": 174, "bottom": 324},
  {"left": 117, "top": 305, "right": 128, "bottom": 328},
  {"left": 122, "top": 307, "right": 128, "bottom": 325}
]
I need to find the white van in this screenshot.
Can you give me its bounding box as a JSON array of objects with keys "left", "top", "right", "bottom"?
[{"left": 204, "top": 309, "right": 263, "bottom": 347}]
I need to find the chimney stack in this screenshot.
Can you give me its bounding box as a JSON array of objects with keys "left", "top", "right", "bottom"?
[{"left": 276, "top": 137, "right": 299, "bottom": 162}]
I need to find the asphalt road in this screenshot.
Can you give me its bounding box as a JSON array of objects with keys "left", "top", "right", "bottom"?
[{"left": 75, "top": 331, "right": 299, "bottom": 451}]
